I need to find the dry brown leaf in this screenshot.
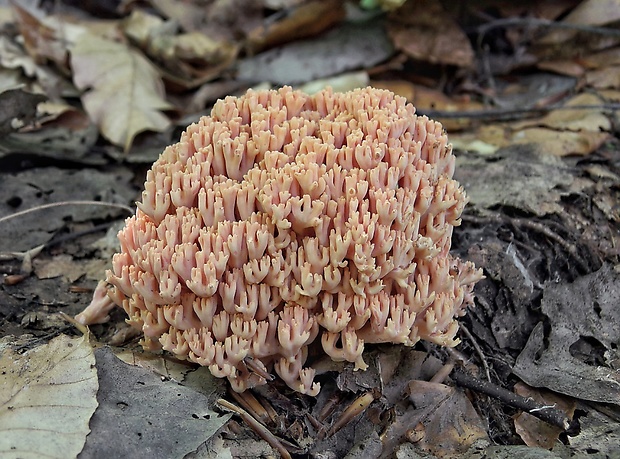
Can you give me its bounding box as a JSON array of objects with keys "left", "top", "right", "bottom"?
[
  {"left": 0, "top": 334, "right": 98, "bottom": 458},
  {"left": 586, "top": 66, "right": 620, "bottom": 89},
  {"left": 535, "top": 0, "right": 620, "bottom": 58},
  {"left": 387, "top": 0, "right": 473, "bottom": 67},
  {"left": 537, "top": 59, "right": 586, "bottom": 77},
  {"left": 412, "top": 85, "right": 483, "bottom": 132},
  {"left": 70, "top": 33, "right": 171, "bottom": 151},
  {"left": 123, "top": 10, "right": 237, "bottom": 90},
  {"left": 149, "top": 0, "right": 206, "bottom": 32},
  {"left": 10, "top": 2, "right": 87, "bottom": 73},
  {"left": 406, "top": 380, "right": 489, "bottom": 458},
  {"left": 511, "top": 128, "right": 609, "bottom": 156},
  {"left": 514, "top": 93, "right": 611, "bottom": 132},
  {"left": 33, "top": 253, "right": 90, "bottom": 283},
  {"left": 598, "top": 89, "right": 620, "bottom": 101},
  {"left": 246, "top": 0, "right": 346, "bottom": 53},
  {"left": 562, "top": 0, "right": 620, "bottom": 26},
  {"left": 513, "top": 382, "right": 576, "bottom": 449}
]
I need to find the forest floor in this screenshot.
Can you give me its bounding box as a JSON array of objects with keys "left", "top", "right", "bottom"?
[{"left": 1, "top": 1, "right": 620, "bottom": 458}]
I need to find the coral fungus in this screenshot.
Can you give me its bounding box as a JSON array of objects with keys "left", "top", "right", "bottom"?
[{"left": 83, "top": 86, "right": 483, "bottom": 395}]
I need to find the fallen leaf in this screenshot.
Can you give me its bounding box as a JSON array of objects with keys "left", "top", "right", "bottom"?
[
  {"left": 70, "top": 33, "right": 172, "bottom": 151},
  {"left": 0, "top": 167, "right": 135, "bottom": 252},
  {"left": 586, "top": 65, "right": 620, "bottom": 89},
  {"left": 513, "top": 382, "right": 576, "bottom": 449},
  {"left": 405, "top": 380, "right": 488, "bottom": 457},
  {"left": 387, "top": 0, "right": 474, "bottom": 67},
  {"left": 0, "top": 67, "right": 29, "bottom": 92},
  {"left": 10, "top": 2, "right": 83, "bottom": 71},
  {"left": 297, "top": 71, "right": 369, "bottom": 94},
  {"left": 514, "top": 264, "right": 620, "bottom": 404},
  {"left": 534, "top": 0, "right": 620, "bottom": 58},
  {"left": 0, "top": 88, "right": 46, "bottom": 136},
  {"left": 149, "top": 0, "right": 206, "bottom": 32},
  {"left": 33, "top": 254, "right": 87, "bottom": 282},
  {"left": 80, "top": 347, "right": 230, "bottom": 457},
  {"left": 569, "top": 407, "right": 620, "bottom": 456},
  {"left": 0, "top": 334, "right": 98, "bottom": 459},
  {"left": 246, "top": 0, "right": 346, "bottom": 53},
  {"left": 237, "top": 21, "right": 393, "bottom": 85},
  {"left": 514, "top": 93, "right": 611, "bottom": 132},
  {"left": 412, "top": 85, "right": 484, "bottom": 131},
  {"left": 510, "top": 128, "right": 609, "bottom": 157},
  {"left": 455, "top": 145, "right": 573, "bottom": 216}
]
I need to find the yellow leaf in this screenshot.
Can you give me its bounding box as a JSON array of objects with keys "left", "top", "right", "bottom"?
[
  {"left": 0, "top": 334, "right": 98, "bottom": 459},
  {"left": 70, "top": 34, "right": 171, "bottom": 151}
]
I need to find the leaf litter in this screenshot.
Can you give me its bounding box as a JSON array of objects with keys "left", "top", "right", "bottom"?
[
  {"left": 1, "top": 0, "right": 620, "bottom": 457},
  {"left": 0, "top": 334, "right": 98, "bottom": 459}
]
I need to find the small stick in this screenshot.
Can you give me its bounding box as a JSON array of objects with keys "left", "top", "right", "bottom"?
[
  {"left": 0, "top": 200, "right": 133, "bottom": 225},
  {"left": 228, "top": 389, "right": 273, "bottom": 427},
  {"left": 460, "top": 324, "right": 492, "bottom": 382},
  {"left": 327, "top": 390, "right": 378, "bottom": 437},
  {"left": 216, "top": 398, "right": 292, "bottom": 459},
  {"left": 430, "top": 361, "right": 455, "bottom": 384},
  {"left": 452, "top": 370, "right": 577, "bottom": 434}
]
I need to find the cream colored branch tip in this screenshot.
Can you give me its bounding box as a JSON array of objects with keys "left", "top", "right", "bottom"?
[{"left": 78, "top": 86, "right": 483, "bottom": 395}]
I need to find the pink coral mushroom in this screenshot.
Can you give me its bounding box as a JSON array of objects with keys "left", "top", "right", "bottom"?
[{"left": 79, "top": 86, "right": 483, "bottom": 395}]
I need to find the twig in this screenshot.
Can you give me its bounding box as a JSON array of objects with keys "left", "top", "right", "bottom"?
[
  {"left": 0, "top": 200, "right": 134, "bottom": 226},
  {"left": 59, "top": 311, "right": 90, "bottom": 335},
  {"left": 418, "top": 103, "right": 620, "bottom": 121},
  {"left": 451, "top": 369, "right": 578, "bottom": 434},
  {"left": 476, "top": 16, "right": 620, "bottom": 40},
  {"left": 216, "top": 398, "right": 292, "bottom": 459},
  {"left": 460, "top": 323, "right": 492, "bottom": 382},
  {"left": 430, "top": 361, "right": 455, "bottom": 384},
  {"left": 228, "top": 388, "right": 273, "bottom": 427},
  {"left": 327, "top": 390, "right": 378, "bottom": 437}
]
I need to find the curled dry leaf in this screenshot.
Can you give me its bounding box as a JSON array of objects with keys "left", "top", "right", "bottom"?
[
  {"left": 387, "top": 0, "right": 474, "bottom": 68},
  {"left": 0, "top": 334, "right": 98, "bottom": 459},
  {"left": 70, "top": 33, "right": 171, "bottom": 151}
]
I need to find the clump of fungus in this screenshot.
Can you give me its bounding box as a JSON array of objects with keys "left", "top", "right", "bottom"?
[{"left": 85, "top": 86, "right": 483, "bottom": 395}]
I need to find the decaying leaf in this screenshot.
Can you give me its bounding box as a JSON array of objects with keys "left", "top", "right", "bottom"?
[
  {"left": 513, "top": 382, "right": 576, "bottom": 449},
  {"left": 404, "top": 380, "right": 489, "bottom": 457},
  {"left": 0, "top": 88, "right": 46, "bottom": 136},
  {"left": 0, "top": 167, "right": 135, "bottom": 252},
  {"left": 80, "top": 347, "right": 230, "bottom": 457},
  {"left": 237, "top": 21, "right": 393, "bottom": 85},
  {"left": 387, "top": 0, "right": 473, "bottom": 67},
  {"left": 33, "top": 254, "right": 89, "bottom": 283},
  {"left": 514, "top": 264, "right": 620, "bottom": 404},
  {"left": 0, "top": 334, "right": 98, "bottom": 459},
  {"left": 70, "top": 33, "right": 171, "bottom": 151},
  {"left": 454, "top": 145, "right": 573, "bottom": 216},
  {"left": 569, "top": 407, "right": 620, "bottom": 456},
  {"left": 245, "top": 0, "right": 346, "bottom": 53}
]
